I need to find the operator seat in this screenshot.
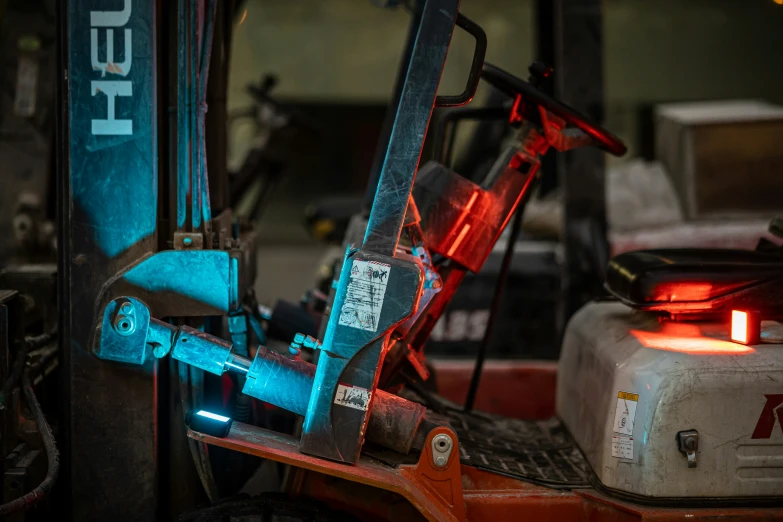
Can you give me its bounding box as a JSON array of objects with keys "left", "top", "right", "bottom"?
[{"left": 605, "top": 248, "right": 783, "bottom": 316}]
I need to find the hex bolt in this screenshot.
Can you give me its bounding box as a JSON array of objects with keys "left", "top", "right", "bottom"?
[{"left": 684, "top": 436, "right": 697, "bottom": 451}]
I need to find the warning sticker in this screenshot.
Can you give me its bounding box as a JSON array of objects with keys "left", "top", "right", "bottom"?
[
  {"left": 338, "top": 260, "right": 390, "bottom": 332},
  {"left": 334, "top": 384, "right": 372, "bottom": 411},
  {"left": 612, "top": 391, "right": 638, "bottom": 436},
  {"left": 612, "top": 435, "right": 634, "bottom": 459}
]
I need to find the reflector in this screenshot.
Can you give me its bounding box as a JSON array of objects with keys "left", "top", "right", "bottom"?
[
  {"left": 730, "top": 310, "right": 760, "bottom": 345},
  {"left": 731, "top": 310, "right": 748, "bottom": 344}
]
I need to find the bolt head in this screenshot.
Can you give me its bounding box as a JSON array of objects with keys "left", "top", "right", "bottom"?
[
  {"left": 120, "top": 302, "right": 134, "bottom": 314},
  {"left": 433, "top": 434, "right": 452, "bottom": 451},
  {"left": 435, "top": 456, "right": 447, "bottom": 467}
]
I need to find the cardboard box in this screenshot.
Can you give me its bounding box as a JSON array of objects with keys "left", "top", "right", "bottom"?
[{"left": 655, "top": 100, "right": 783, "bottom": 219}]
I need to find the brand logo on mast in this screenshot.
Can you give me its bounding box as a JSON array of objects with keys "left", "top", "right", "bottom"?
[{"left": 90, "top": 0, "right": 133, "bottom": 135}]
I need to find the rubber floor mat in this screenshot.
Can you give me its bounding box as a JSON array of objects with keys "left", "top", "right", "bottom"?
[{"left": 445, "top": 409, "right": 591, "bottom": 489}]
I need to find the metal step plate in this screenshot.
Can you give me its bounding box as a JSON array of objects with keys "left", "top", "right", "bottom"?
[{"left": 446, "top": 409, "right": 590, "bottom": 489}]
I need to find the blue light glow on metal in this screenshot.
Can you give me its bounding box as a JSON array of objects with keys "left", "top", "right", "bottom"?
[
  {"left": 69, "top": 0, "right": 158, "bottom": 258},
  {"left": 176, "top": 0, "right": 189, "bottom": 229},
  {"left": 122, "top": 250, "right": 232, "bottom": 311},
  {"left": 196, "top": 410, "right": 230, "bottom": 423}
]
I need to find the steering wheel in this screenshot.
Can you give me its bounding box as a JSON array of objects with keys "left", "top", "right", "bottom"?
[{"left": 482, "top": 63, "right": 627, "bottom": 156}]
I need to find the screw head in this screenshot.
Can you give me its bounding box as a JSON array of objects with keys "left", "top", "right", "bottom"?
[
  {"left": 183, "top": 237, "right": 193, "bottom": 247},
  {"left": 114, "top": 314, "right": 136, "bottom": 336},
  {"left": 120, "top": 302, "right": 134, "bottom": 314}
]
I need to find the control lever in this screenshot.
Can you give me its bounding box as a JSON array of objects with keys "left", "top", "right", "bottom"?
[{"left": 677, "top": 430, "right": 699, "bottom": 468}]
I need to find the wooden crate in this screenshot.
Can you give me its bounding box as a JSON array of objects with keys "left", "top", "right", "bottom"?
[{"left": 655, "top": 100, "right": 783, "bottom": 220}]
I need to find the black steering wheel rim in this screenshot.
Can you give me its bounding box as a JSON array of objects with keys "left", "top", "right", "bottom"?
[{"left": 482, "top": 63, "right": 627, "bottom": 156}]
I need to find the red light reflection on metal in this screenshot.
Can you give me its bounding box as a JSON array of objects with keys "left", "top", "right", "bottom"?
[
  {"left": 510, "top": 94, "right": 523, "bottom": 124},
  {"left": 651, "top": 282, "right": 713, "bottom": 302},
  {"left": 631, "top": 322, "right": 754, "bottom": 355},
  {"left": 447, "top": 224, "right": 472, "bottom": 256},
  {"left": 446, "top": 190, "right": 479, "bottom": 256}
]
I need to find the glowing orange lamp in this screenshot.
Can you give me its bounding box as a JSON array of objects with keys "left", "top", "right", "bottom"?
[{"left": 731, "top": 310, "right": 760, "bottom": 345}]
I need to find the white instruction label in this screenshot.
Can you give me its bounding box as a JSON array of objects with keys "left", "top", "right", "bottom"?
[
  {"left": 612, "top": 391, "right": 638, "bottom": 436},
  {"left": 338, "top": 260, "right": 390, "bottom": 332},
  {"left": 612, "top": 435, "right": 634, "bottom": 459},
  {"left": 334, "top": 384, "right": 372, "bottom": 411}
]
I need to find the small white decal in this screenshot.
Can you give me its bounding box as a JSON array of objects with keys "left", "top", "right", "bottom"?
[
  {"left": 613, "top": 391, "right": 638, "bottom": 436},
  {"left": 612, "top": 435, "right": 634, "bottom": 459},
  {"left": 338, "top": 260, "right": 390, "bottom": 332},
  {"left": 334, "top": 384, "right": 371, "bottom": 411}
]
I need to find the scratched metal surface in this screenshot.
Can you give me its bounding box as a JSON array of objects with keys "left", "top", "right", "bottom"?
[
  {"left": 302, "top": 0, "right": 459, "bottom": 463},
  {"left": 64, "top": 1, "right": 159, "bottom": 520},
  {"left": 362, "top": 0, "right": 460, "bottom": 257}
]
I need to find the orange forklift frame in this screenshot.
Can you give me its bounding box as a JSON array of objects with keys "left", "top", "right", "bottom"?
[{"left": 189, "top": 361, "right": 783, "bottom": 521}]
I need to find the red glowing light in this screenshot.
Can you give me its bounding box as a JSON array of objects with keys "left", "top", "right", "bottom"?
[
  {"left": 447, "top": 224, "right": 472, "bottom": 256},
  {"left": 631, "top": 322, "right": 753, "bottom": 355},
  {"left": 731, "top": 310, "right": 748, "bottom": 344},
  {"left": 446, "top": 190, "right": 479, "bottom": 256}
]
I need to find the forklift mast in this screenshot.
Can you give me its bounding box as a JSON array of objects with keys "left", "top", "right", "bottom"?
[{"left": 58, "top": 0, "right": 238, "bottom": 518}]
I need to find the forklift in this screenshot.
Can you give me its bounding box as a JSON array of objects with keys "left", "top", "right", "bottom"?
[{"left": 48, "top": 0, "right": 783, "bottom": 521}]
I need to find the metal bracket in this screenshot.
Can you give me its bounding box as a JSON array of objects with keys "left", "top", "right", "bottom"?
[
  {"left": 431, "top": 433, "right": 453, "bottom": 468},
  {"left": 677, "top": 430, "right": 699, "bottom": 468},
  {"left": 173, "top": 231, "right": 204, "bottom": 250},
  {"left": 188, "top": 422, "right": 466, "bottom": 522}
]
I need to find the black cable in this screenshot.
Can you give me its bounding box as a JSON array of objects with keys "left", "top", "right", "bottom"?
[
  {"left": 463, "top": 209, "right": 524, "bottom": 413},
  {"left": 0, "top": 373, "right": 60, "bottom": 516},
  {"left": 0, "top": 332, "right": 56, "bottom": 408}
]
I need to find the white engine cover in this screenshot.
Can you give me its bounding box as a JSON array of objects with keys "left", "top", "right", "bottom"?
[{"left": 557, "top": 302, "right": 783, "bottom": 499}]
